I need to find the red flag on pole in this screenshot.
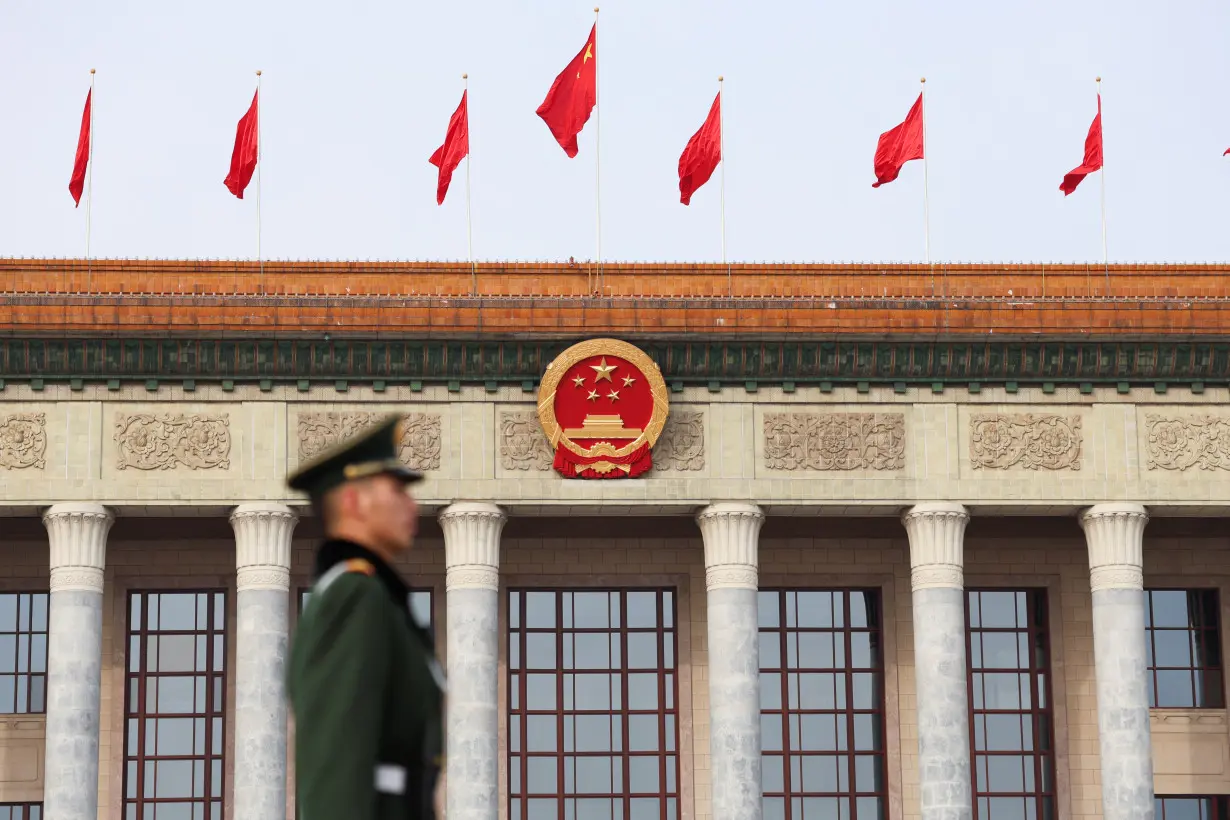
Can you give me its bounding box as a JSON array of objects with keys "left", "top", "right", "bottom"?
[
  {"left": 678, "top": 92, "right": 721, "bottom": 205},
  {"left": 224, "top": 90, "right": 259, "bottom": 199},
  {"left": 69, "top": 89, "right": 92, "bottom": 207},
  {"left": 872, "top": 93, "right": 924, "bottom": 188},
  {"left": 536, "top": 24, "right": 597, "bottom": 158},
  {"left": 429, "top": 90, "right": 470, "bottom": 205},
  {"left": 1060, "top": 95, "right": 1103, "bottom": 196}
]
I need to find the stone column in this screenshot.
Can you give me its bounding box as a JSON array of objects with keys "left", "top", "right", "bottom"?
[
  {"left": 230, "top": 503, "right": 298, "bottom": 820},
  {"left": 42, "top": 502, "right": 113, "bottom": 820},
  {"left": 903, "top": 502, "right": 972, "bottom": 820},
  {"left": 697, "top": 502, "right": 765, "bottom": 820},
  {"left": 440, "top": 502, "right": 506, "bottom": 820},
  {"left": 1079, "top": 503, "right": 1154, "bottom": 820}
]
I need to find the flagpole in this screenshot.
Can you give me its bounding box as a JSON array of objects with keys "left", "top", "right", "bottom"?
[
  {"left": 86, "top": 68, "right": 95, "bottom": 280},
  {"left": 920, "top": 77, "right": 931, "bottom": 266},
  {"left": 718, "top": 76, "right": 729, "bottom": 295},
  {"left": 593, "top": 6, "right": 602, "bottom": 294},
  {"left": 1097, "top": 76, "right": 1108, "bottom": 284},
  {"left": 256, "top": 69, "right": 263, "bottom": 283},
  {"left": 464, "top": 73, "right": 476, "bottom": 295}
]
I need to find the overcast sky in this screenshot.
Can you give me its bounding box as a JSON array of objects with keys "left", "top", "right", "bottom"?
[{"left": 0, "top": 0, "right": 1226, "bottom": 265}]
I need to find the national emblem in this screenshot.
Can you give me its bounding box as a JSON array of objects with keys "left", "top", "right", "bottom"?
[{"left": 537, "top": 339, "right": 670, "bottom": 479}]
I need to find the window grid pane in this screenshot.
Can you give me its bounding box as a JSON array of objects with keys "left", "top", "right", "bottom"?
[
  {"left": 0, "top": 593, "right": 49, "bottom": 714},
  {"left": 1146, "top": 590, "right": 1224, "bottom": 708},
  {"left": 1157, "top": 796, "right": 1230, "bottom": 820},
  {"left": 966, "top": 590, "right": 1056, "bottom": 820},
  {"left": 0, "top": 804, "right": 43, "bottom": 820},
  {"left": 758, "top": 589, "right": 887, "bottom": 820},
  {"left": 122, "top": 591, "right": 226, "bottom": 820},
  {"left": 508, "top": 589, "right": 679, "bottom": 820}
]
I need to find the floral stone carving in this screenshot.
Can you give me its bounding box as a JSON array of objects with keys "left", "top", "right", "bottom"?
[
  {"left": 1146, "top": 416, "right": 1230, "bottom": 471},
  {"left": 764, "top": 412, "right": 905, "bottom": 471},
  {"left": 969, "top": 414, "right": 1081, "bottom": 471},
  {"left": 654, "top": 410, "right": 705, "bottom": 472},
  {"left": 115, "top": 413, "right": 231, "bottom": 471},
  {"left": 298, "top": 412, "right": 441, "bottom": 472},
  {"left": 0, "top": 413, "right": 47, "bottom": 470},
  {"left": 499, "top": 411, "right": 553, "bottom": 471}
]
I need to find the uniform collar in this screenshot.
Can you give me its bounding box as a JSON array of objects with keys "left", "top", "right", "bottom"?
[{"left": 315, "top": 538, "right": 412, "bottom": 612}]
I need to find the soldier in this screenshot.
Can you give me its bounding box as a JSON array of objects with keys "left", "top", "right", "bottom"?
[{"left": 286, "top": 414, "right": 443, "bottom": 819}]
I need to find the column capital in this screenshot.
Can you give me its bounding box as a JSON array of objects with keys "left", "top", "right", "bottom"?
[
  {"left": 697, "top": 502, "right": 764, "bottom": 591},
  {"left": 440, "top": 501, "right": 506, "bottom": 591},
  {"left": 43, "top": 503, "right": 113, "bottom": 593},
  {"left": 230, "top": 503, "right": 298, "bottom": 591},
  {"left": 902, "top": 501, "right": 969, "bottom": 591},
  {"left": 1080, "top": 503, "right": 1148, "bottom": 592}
]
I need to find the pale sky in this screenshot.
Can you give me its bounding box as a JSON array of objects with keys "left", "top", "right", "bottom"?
[{"left": 0, "top": 0, "right": 1226, "bottom": 265}]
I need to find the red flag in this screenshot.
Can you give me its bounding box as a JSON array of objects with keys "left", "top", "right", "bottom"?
[
  {"left": 678, "top": 92, "right": 721, "bottom": 205},
  {"left": 429, "top": 90, "right": 470, "bottom": 205},
  {"left": 872, "top": 93, "right": 924, "bottom": 188},
  {"left": 224, "top": 90, "right": 259, "bottom": 199},
  {"left": 536, "top": 24, "right": 597, "bottom": 158},
  {"left": 68, "top": 89, "right": 92, "bottom": 207},
  {"left": 1060, "top": 95, "right": 1103, "bottom": 196}
]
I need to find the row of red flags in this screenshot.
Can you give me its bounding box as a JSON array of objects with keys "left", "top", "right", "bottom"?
[{"left": 69, "top": 23, "right": 1230, "bottom": 211}]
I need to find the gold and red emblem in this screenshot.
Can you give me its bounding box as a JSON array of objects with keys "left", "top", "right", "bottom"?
[{"left": 537, "top": 338, "right": 669, "bottom": 478}]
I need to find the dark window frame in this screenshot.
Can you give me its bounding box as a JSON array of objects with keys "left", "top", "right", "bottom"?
[
  {"left": 757, "top": 589, "right": 888, "bottom": 820},
  {"left": 965, "top": 588, "right": 1057, "bottom": 820},
  {"left": 0, "top": 804, "right": 43, "bottom": 820},
  {"left": 0, "top": 592, "right": 48, "bottom": 715},
  {"left": 1156, "top": 796, "right": 1230, "bottom": 820},
  {"left": 506, "top": 587, "right": 680, "bottom": 820},
  {"left": 1145, "top": 588, "right": 1224, "bottom": 709},
  {"left": 121, "top": 590, "right": 227, "bottom": 820}
]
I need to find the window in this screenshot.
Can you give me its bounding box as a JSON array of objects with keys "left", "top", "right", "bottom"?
[
  {"left": 1156, "top": 797, "right": 1230, "bottom": 820},
  {"left": 0, "top": 805, "right": 42, "bottom": 820},
  {"left": 758, "top": 590, "right": 886, "bottom": 820},
  {"left": 0, "top": 593, "right": 48, "bottom": 714},
  {"left": 507, "top": 589, "right": 679, "bottom": 820},
  {"left": 1146, "top": 590, "right": 1224, "bottom": 708},
  {"left": 966, "top": 590, "right": 1056, "bottom": 820},
  {"left": 300, "top": 588, "right": 434, "bottom": 632},
  {"left": 123, "top": 592, "right": 226, "bottom": 820}
]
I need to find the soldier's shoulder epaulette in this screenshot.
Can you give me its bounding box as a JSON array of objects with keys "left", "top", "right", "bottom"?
[{"left": 343, "top": 558, "right": 376, "bottom": 576}]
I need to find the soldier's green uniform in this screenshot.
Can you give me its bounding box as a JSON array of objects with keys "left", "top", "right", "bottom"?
[{"left": 286, "top": 416, "right": 444, "bottom": 819}]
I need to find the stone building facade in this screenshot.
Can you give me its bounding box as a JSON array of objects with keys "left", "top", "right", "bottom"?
[{"left": 1, "top": 260, "right": 1229, "bottom": 820}]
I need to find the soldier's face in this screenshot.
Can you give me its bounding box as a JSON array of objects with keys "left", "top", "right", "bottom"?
[{"left": 360, "top": 474, "right": 420, "bottom": 554}]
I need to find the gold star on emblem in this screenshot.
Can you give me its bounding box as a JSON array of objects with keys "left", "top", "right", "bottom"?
[
  {"left": 572, "top": 375, "right": 586, "bottom": 388},
  {"left": 590, "top": 358, "right": 617, "bottom": 382},
  {"left": 586, "top": 389, "right": 600, "bottom": 402},
  {"left": 607, "top": 390, "right": 620, "bottom": 402},
  {"left": 622, "top": 374, "right": 636, "bottom": 387}
]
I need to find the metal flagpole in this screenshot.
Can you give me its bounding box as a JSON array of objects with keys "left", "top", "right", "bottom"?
[
  {"left": 1097, "top": 76, "right": 1108, "bottom": 286},
  {"left": 718, "top": 76, "right": 729, "bottom": 294},
  {"left": 593, "top": 6, "right": 602, "bottom": 294},
  {"left": 464, "top": 73, "right": 476, "bottom": 295},
  {"left": 920, "top": 77, "right": 931, "bottom": 265},
  {"left": 86, "top": 68, "right": 96, "bottom": 270},
  {"left": 256, "top": 70, "right": 263, "bottom": 283}
]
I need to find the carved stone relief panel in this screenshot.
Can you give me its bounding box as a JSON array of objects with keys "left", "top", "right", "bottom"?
[
  {"left": 498, "top": 410, "right": 553, "bottom": 472},
  {"left": 1146, "top": 416, "right": 1230, "bottom": 471},
  {"left": 0, "top": 413, "right": 47, "bottom": 470},
  {"left": 653, "top": 409, "right": 705, "bottom": 472},
  {"left": 969, "top": 414, "right": 1081, "bottom": 471},
  {"left": 115, "top": 413, "right": 231, "bottom": 471},
  {"left": 764, "top": 412, "right": 905, "bottom": 471},
  {"left": 297, "top": 412, "right": 441, "bottom": 472}
]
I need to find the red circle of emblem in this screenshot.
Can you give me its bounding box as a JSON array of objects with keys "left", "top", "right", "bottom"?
[{"left": 537, "top": 339, "right": 669, "bottom": 479}]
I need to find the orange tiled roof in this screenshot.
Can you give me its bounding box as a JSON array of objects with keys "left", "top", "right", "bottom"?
[{"left": 1, "top": 258, "right": 1228, "bottom": 336}]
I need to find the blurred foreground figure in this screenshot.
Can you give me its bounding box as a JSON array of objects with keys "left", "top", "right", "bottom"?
[{"left": 286, "top": 415, "right": 443, "bottom": 819}]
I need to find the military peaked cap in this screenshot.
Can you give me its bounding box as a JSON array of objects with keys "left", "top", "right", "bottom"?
[{"left": 287, "top": 414, "right": 423, "bottom": 497}]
